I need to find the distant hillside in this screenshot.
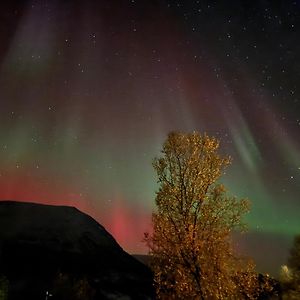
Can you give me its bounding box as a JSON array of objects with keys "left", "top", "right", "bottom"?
[
  {"left": 0, "top": 201, "right": 154, "bottom": 299},
  {"left": 132, "top": 254, "right": 151, "bottom": 267}
]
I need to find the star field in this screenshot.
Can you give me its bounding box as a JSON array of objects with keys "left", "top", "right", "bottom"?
[{"left": 0, "top": 0, "right": 299, "bottom": 276}]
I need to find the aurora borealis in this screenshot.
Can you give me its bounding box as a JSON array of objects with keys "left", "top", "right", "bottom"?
[{"left": 0, "top": 0, "right": 299, "bottom": 276}]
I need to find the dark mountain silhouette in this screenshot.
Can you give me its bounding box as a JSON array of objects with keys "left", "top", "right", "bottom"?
[
  {"left": 132, "top": 255, "right": 151, "bottom": 267},
  {"left": 0, "top": 201, "right": 154, "bottom": 299}
]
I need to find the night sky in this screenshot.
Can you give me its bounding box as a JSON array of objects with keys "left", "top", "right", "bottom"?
[{"left": 0, "top": 0, "right": 299, "bottom": 276}]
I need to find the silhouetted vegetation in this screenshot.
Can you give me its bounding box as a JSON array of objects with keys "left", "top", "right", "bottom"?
[
  {"left": 280, "top": 235, "right": 300, "bottom": 299},
  {"left": 145, "top": 132, "right": 274, "bottom": 299},
  {"left": 0, "top": 275, "right": 8, "bottom": 300},
  {"left": 51, "top": 273, "right": 95, "bottom": 300}
]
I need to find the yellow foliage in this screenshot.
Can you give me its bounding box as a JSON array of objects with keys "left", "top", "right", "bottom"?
[
  {"left": 281, "top": 235, "right": 300, "bottom": 299},
  {"left": 145, "top": 132, "right": 259, "bottom": 299}
]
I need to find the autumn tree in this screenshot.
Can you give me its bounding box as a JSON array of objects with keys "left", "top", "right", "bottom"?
[
  {"left": 281, "top": 235, "right": 300, "bottom": 299},
  {"left": 145, "top": 132, "right": 258, "bottom": 299}
]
